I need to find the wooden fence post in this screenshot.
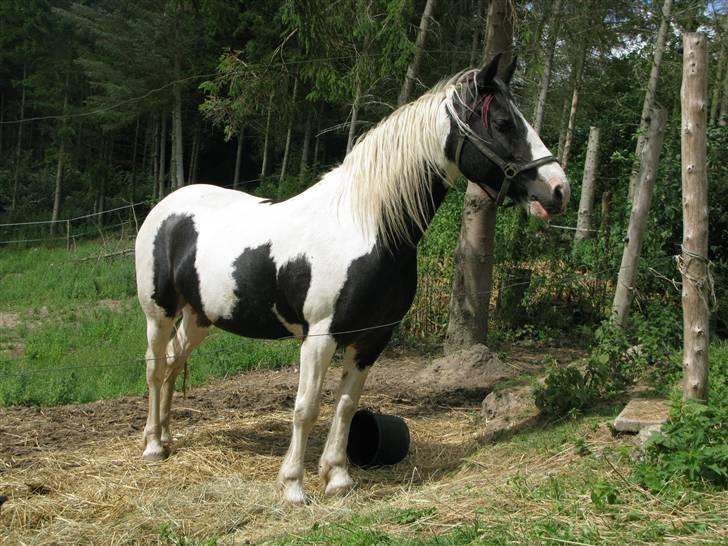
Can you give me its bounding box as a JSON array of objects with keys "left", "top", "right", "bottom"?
[
  {"left": 575, "top": 126, "right": 601, "bottom": 242},
  {"left": 612, "top": 108, "right": 668, "bottom": 328},
  {"left": 680, "top": 32, "right": 710, "bottom": 401}
]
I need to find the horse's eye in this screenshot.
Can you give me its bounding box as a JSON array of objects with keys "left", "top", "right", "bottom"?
[{"left": 494, "top": 119, "right": 514, "bottom": 132}]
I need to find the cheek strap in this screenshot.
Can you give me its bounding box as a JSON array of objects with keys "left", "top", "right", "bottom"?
[{"left": 481, "top": 95, "right": 494, "bottom": 128}]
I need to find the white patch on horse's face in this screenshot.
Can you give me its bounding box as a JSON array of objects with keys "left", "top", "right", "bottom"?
[{"left": 519, "top": 112, "right": 570, "bottom": 218}]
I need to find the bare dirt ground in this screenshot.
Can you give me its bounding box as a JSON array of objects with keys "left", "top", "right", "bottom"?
[{"left": 0, "top": 345, "right": 584, "bottom": 544}]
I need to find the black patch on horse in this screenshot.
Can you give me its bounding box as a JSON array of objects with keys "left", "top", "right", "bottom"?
[
  {"left": 152, "top": 214, "right": 210, "bottom": 324},
  {"left": 330, "top": 243, "right": 418, "bottom": 369},
  {"left": 215, "top": 244, "right": 312, "bottom": 339}
]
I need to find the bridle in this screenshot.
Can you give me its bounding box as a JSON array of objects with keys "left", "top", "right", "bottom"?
[{"left": 452, "top": 93, "right": 560, "bottom": 206}]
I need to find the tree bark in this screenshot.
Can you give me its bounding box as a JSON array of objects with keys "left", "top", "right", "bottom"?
[
  {"left": 399, "top": 0, "right": 437, "bottom": 106},
  {"left": 230, "top": 126, "right": 243, "bottom": 189},
  {"left": 628, "top": 0, "right": 672, "bottom": 201},
  {"left": 709, "top": 40, "right": 725, "bottom": 126},
  {"left": 532, "top": 0, "right": 562, "bottom": 135},
  {"left": 158, "top": 113, "right": 168, "bottom": 199},
  {"left": 130, "top": 116, "right": 140, "bottom": 203},
  {"left": 51, "top": 84, "right": 69, "bottom": 232},
  {"left": 172, "top": 54, "right": 185, "bottom": 190},
  {"left": 469, "top": 0, "right": 486, "bottom": 67},
  {"left": 260, "top": 92, "right": 273, "bottom": 177},
  {"left": 188, "top": 120, "right": 200, "bottom": 185},
  {"left": 446, "top": 0, "right": 513, "bottom": 353},
  {"left": 612, "top": 108, "right": 667, "bottom": 328},
  {"left": 11, "top": 63, "right": 27, "bottom": 214},
  {"left": 574, "top": 126, "right": 601, "bottom": 242},
  {"left": 300, "top": 108, "right": 313, "bottom": 179},
  {"left": 347, "top": 79, "right": 362, "bottom": 154},
  {"left": 680, "top": 33, "right": 710, "bottom": 401},
  {"left": 560, "top": 45, "right": 587, "bottom": 172},
  {"left": 280, "top": 77, "right": 298, "bottom": 181}
]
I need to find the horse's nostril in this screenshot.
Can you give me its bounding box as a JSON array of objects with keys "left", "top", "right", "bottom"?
[{"left": 553, "top": 184, "right": 564, "bottom": 202}]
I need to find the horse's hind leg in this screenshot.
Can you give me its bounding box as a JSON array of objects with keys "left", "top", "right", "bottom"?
[
  {"left": 319, "top": 346, "right": 370, "bottom": 496},
  {"left": 160, "top": 306, "right": 208, "bottom": 444},
  {"left": 142, "top": 316, "right": 175, "bottom": 461},
  {"left": 278, "top": 330, "right": 337, "bottom": 504}
]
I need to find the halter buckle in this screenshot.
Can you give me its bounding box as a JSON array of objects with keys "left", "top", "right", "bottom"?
[{"left": 503, "top": 164, "right": 518, "bottom": 179}]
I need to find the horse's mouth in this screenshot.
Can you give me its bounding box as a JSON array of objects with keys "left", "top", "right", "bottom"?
[{"left": 528, "top": 198, "right": 555, "bottom": 220}]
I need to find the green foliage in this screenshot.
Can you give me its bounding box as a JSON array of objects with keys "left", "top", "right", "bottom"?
[
  {"left": 534, "top": 313, "right": 682, "bottom": 417},
  {"left": 635, "top": 342, "right": 728, "bottom": 491}
]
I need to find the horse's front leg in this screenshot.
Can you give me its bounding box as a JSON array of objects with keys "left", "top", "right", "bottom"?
[
  {"left": 319, "top": 346, "right": 369, "bottom": 497},
  {"left": 278, "top": 331, "right": 337, "bottom": 504}
]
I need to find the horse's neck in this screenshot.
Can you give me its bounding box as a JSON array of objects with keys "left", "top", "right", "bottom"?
[{"left": 388, "top": 174, "right": 450, "bottom": 250}]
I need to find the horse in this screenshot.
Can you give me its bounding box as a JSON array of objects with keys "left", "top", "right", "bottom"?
[{"left": 134, "top": 54, "right": 569, "bottom": 504}]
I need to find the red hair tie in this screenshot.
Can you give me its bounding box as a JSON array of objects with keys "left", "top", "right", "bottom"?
[{"left": 481, "top": 95, "right": 494, "bottom": 128}]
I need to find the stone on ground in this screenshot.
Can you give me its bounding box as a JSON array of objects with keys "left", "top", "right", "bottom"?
[
  {"left": 613, "top": 398, "right": 670, "bottom": 433},
  {"left": 418, "top": 344, "right": 516, "bottom": 391}
]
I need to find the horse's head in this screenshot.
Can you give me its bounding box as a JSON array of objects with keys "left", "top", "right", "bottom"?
[{"left": 445, "top": 55, "right": 569, "bottom": 219}]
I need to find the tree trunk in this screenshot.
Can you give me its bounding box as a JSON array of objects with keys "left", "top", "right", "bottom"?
[
  {"left": 574, "top": 126, "right": 601, "bottom": 242},
  {"left": 532, "top": 0, "right": 562, "bottom": 134},
  {"left": 720, "top": 55, "right": 728, "bottom": 126},
  {"left": 11, "top": 63, "right": 27, "bottom": 214},
  {"left": 0, "top": 93, "right": 4, "bottom": 157},
  {"left": 130, "top": 117, "right": 140, "bottom": 203},
  {"left": 599, "top": 191, "right": 612, "bottom": 238},
  {"left": 710, "top": 40, "right": 726, "bottom": 126},
  {"left": 158, "top": 113, "right": 168, "bottom": 199},
  {"left": 300, "top": 108, "right": 313, "bottom": 179},
  {"left": 260, "top": 92, "right": 273, "bottom": 177},
  {"left": 187, "top": 118, "right": 201, "bottom": 185},
  {"left": 347, "top": 79, "right": 362, "bottom": 154},
  {"left": 280, "top": 77, "right": 298, "bottom": 182},
  {"left": 628, "top": 0, "right": 672, "bottom": 201},
  {"left": 446, "top": 0, "right": 513, "bottom": 353},
  {"left": 469, "top": 0, "right": 486, "bottom": 66},
  {"left": 680, "top": 33, "right": 710, "bottom": 401},
  {"left": 399, "top": 0, "right": 437, "bottom": 106},
  {"left": 560, "top": 47, "right": 586, "bottom": 172},
  {"left": 233, "top": 126, "right": 245, "bottom": 189},
  {"left": 612, "top": 108, "right": 667, "bottom": 328},
  {"left": 172, "top": 55, "right": 185, "bottom": 190},
  {"left": 51, "top": 85, "right": 69, "bottom": 232}
]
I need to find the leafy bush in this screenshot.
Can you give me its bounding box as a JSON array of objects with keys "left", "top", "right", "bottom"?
[{"left": 634, "top": 342, "right": 728, "bottom": 491}]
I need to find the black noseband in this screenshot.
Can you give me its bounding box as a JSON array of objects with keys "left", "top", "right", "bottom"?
[{"left": 454, "top": 132, "right": 560, "bottom": 206}]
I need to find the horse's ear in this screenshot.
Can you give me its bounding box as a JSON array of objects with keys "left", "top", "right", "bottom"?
[
  {"left": 502, "top": 55, "right": 518, "bottom": 85},
  {"left": 477, "top": 53, "right": 502, "bottom": 89}
]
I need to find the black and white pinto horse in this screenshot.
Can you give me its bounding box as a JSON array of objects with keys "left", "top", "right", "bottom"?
[{"left": 135, "top": 56, "right": 569, "bottom": 503}]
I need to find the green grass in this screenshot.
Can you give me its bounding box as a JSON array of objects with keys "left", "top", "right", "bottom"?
[{"left": 0, "top": 239, "right": 299, "bottom": 406}]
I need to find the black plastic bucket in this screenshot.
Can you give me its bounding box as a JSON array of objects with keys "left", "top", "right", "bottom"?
[{"left": 347, "top": 409, "right": 410, "bottom": 468}]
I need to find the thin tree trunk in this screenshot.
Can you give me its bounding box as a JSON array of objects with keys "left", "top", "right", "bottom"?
[
  {"left": 446, "top": 0, "right": 513, "bottom": 353},
  {"left": 300, "top": 109, "right": 313, "bottom": 179},
  {"left": 719, "top": 56, "right": 728, "bottom": 126},
  {"left": 557, "top": 95, "right": 570, "bottom": 158},
  {"left": 612, "top": 108, "right": 667, "bottom": 328},
  {"left": 574, "top": 126, "right": 601, "bottom": 242},
  {"left": 158, "top": 113, "right": 168, "bottom": 199},
  {"left": 560, "top": 46, "right": 587, "bottom": 172},
  {"left": 141, "top": 115, "right": 150, "bottom": 182},
  {"left": 680, "top": 33, "right": 710, "bottom": 401},
  {"left": 130, "top": 117, "right": 140, "bottom": 203},
  {"left": 313, "top": 110, "right": 322, "bottom": 166},
  {"left": 172, "top": 55, "right": 184, "bottom": 190},
  {"left": 152, "top": 114, "right": 160, "bottom": 199},
  {"left": 280, "top": 77, "right": 298, "bottom": 182},
  {"left": 188, "top": 119, "right": 200, "bottom": 185},
  {"left": 469, "top": 0, "right": 486, "bottom": 66},
  {"left": 710, "top": 41, "right": 726, "bottom": 125},
  {"left": 399, "top": 0, "right": 437, "bottom": 105},
  {"left": 260, "top": 92, "right": 273, "bottom": 177},
  {"left": 51, "top": 83, "right": 69, "bottom": 232},
  {"left": 628, "top": 0, "right": 672, "bottom": 201},
  {"left": 347, "top": 79, "right": 362, "bottom": 154},
  {"left": 11, "top": 63, "right": 27, "bottom": 214},
  {"left": 233, "top": 126, "right": 245, "bottom": 189},
  {"left": 0, "top": 93, "right": 4, "bottom": 157},
  {"left": 532, "top": 0, "right": 562, "bottom": 134},
  {"left": 599, "top": 191, "right": 612, "bottom": 238}
]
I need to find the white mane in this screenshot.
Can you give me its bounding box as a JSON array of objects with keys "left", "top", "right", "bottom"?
[{"left": 338, "top": 72, "right": 474, "bottom": 247}]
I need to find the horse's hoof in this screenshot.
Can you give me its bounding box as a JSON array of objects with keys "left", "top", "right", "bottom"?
[
  {"left": 324, "top": 470, "right": 354, "bottom": 497},
  {"left": 142, "top": 445, "right": 169, "bottom": 462},
  {"left": 280, "top": 481, "right": 306, "bottom": 504}
]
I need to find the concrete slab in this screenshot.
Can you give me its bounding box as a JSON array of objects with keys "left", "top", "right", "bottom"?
[{"left": 613, "top": 398, "right": 671, "bottom": 433}]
